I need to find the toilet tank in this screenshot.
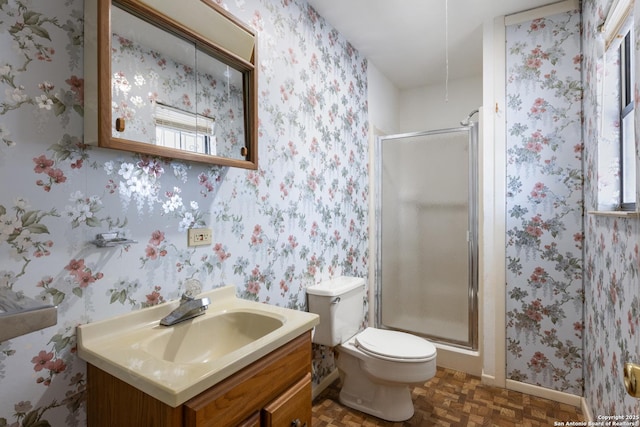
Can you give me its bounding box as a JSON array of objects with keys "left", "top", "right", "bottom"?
[{"left": 306, "top": 276, "right": 366, "bottom": 347}]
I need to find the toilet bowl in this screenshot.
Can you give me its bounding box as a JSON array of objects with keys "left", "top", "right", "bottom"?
[
  {"left": 336, "top": 327, "right": 437, "bottom": 421},
  {"left": 306, "top": 276, "right": 437, "bottom": 422}
]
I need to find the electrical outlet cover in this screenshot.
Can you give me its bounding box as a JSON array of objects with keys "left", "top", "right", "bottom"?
[{"left": 187, "top": 228, "right": 212, "bottom": 246}]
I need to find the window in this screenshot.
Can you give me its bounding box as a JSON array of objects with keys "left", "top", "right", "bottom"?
[
  {"left": 154, "top": 103, "right": 216, "bottom": 155},
  {"left": 619, "top": 29, "right": 636, "bottom": 210},
  {"left": 595, "top": 0, "right": 637, "bottom": 213}
]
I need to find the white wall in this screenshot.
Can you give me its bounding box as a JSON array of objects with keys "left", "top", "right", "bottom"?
[
  {"left": 366, "top": 62, "right": 400, "bottom": 324},
  {"left": 480, "top": 16, "right": 506, "bottom": 387},
  {"left": 398, "top": 75, "right": 482, "bottom": 132},
  {"left": 367, "top": 63, "right": 400, "bottom": 135}
]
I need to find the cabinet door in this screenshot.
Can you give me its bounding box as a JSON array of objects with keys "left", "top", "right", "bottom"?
[
  {"left": 183, "top": 333, "right": 312, "bottom": 427},
  {"left": 261, "top": 374, "right": 311, "bottom": 427},
  {"left": 237, "top": 412, "right": 260, "bottom": 427}
]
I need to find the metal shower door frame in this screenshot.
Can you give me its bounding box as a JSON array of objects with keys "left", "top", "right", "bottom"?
[{"left": 374, "top": 124, "right": 479, "bottom": 350}]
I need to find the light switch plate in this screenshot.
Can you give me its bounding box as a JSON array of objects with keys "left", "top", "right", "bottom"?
[{"left": 187, "top": 228, "right": 212, "bottom": 246}]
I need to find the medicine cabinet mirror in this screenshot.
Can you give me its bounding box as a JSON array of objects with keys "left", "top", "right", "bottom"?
[{"left": 85, "top": 0, "right": 258, "bottom": 168}]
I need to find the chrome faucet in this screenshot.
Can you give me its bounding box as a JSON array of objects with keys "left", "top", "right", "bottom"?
[{"left": 159, "top": 294, "right": 210, "bottom": 326}]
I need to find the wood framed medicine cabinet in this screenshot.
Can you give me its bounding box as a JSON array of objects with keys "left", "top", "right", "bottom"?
[{"left": 84, "top": 0, "right": 258, "bottom": 169}]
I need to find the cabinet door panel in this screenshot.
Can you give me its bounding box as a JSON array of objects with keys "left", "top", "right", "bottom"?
[
  {"left": 237, "top": 412, "right": 260, "bottom": 427},
  {"left": 261, "top": 374, "right": 312, "bottom": 427},
  {"left": 184, "top": 332, "right": 311, "bottom": 427},
  {"left": 86, "top": 364, "right": 182, "bottom": 427}
]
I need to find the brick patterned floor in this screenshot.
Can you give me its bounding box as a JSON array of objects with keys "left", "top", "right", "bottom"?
[{"left": 312, "top": 367, "right": 585, "bottom": 426}]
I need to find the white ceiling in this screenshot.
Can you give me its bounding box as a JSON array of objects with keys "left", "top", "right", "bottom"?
[{"left": 307, "top": 0, "right": 557, "bottom": 90}]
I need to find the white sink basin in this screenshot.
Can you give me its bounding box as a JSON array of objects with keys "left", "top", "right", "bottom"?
[
  {"left": 143, "top": 310, "right": 284, "bottom": 364},
  {"left": 77, "top": 286, "right": 318, "bottom": 407}
]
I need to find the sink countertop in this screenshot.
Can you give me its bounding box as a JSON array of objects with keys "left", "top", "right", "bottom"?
[{"left": 76, "top": 285, "right": 319, "bottom": 407}]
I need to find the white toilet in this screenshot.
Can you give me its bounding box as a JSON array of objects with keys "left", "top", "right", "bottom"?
[{"left": 306, "top": 276, "right": 437, "bottom": 422}]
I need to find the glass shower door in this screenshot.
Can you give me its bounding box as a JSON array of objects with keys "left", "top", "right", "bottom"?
[{"left": 376, "top": 126, "right": 477, "bottom": 349}]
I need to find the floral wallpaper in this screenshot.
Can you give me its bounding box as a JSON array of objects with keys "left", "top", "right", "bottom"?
[
  {"left": 505, "top": 10, "right": 584, "bottom": 395},
  {"left": 0, "top": 0, "right": 368, "bottom": 425},
  {"left": 582, "top": 0, "right": 640, "bottom": 418}
]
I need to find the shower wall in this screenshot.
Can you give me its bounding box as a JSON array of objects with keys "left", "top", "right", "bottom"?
[
  {"left": 399, "top": 76, "right": 482, "bottom": 131},
  {"left": 378, "top": 128, "right": 476, "bottom": 348}
]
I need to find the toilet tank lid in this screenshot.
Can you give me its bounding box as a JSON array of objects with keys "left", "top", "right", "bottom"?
[{"left": 306, "top": 276, "right": 365, "bottom": 296}]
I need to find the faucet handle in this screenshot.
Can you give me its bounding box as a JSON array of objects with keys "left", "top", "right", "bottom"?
[
  {"left": 183, "top": 278, "right": 202, "bottom": 298},
  {"left": 180, "top": 293, "right": 194, "bottom": 302}
]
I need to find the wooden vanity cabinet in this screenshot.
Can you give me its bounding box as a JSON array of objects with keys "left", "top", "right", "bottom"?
[
  {"left": 86, "top": 332, "right": 313, "bottom": 427},
  {"left": 237, "top": 412, "right": 260, "bottom": 427},
  {"left": 261, "top": 375, "right": 311, "bottom": 426}
]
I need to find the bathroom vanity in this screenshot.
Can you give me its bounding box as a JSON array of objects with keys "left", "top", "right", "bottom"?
[
  {"left": 86, "top": 332, "right": 312, "bottom": 427},
  {"left": 77, "top": 286, "right": 318, "bottom": 427}
]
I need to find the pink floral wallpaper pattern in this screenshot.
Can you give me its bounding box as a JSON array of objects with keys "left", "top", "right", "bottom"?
[
  {"left": 4, "top": 0, "right": 640, "bottom": 424},
  {"left": 0, "top": 0, "right": 368, "bottom": 425},
  {"left": 505, "top": 10, "right": 584, "bottom": 395},
  {"left": 582, "top": 0, "right": 640, "bottom": 418},
  {"left": 505, "top": 4, "right": 640, "bottom": 416}
]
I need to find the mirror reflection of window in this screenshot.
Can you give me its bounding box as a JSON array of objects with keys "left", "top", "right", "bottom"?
[
  {"left": 85, "top": 0, "right": 258, "bottom": 167},
  {"left": 109, "top": 7, "right": 247, "bottom": 160},
  {"left": 154, "top": 103, "right": 216, "bottom": 155},
  {"left": 110, "top": 5, "right": 197, "bottom": 145}
]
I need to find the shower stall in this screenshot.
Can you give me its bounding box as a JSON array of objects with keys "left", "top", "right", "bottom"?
[{"left": 375, "top": 121, "right": 478, "bottom": 350}]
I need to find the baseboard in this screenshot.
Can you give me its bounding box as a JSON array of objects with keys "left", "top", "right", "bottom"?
[
  {"left": 312, "top": 369, "right": 340, "bottom": 400},
  {"left": 581, "top": 397, "right": 594, "bottom": 422},
  {"left": 312, "top": 369, "right": 591, "bottom": 415},
  {"left": 481, "top": 373, "right": 496, "bottom": 386},
  {"left": 434, "top": 343, "right": 483, "bottom": 377},
  {"left": 506, "top": 379, "right": 582, "bottom": 408}
]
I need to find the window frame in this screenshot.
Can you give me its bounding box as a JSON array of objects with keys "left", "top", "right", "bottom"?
[
  {"left": 619, "top": 29, "right": 636, "bottom": 211},
  {"left": 153, "top": 103, "right": 216, "bottom": 156}
]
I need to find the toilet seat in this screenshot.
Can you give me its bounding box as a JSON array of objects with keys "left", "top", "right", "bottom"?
[{"left": 354, "top": 327, "right": 436, "bottom": 363}]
